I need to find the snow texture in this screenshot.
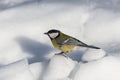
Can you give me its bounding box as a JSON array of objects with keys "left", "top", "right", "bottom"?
[
  {"left": 82, "top": 49, "right": 106, "bottom": 62},
  {"left": 0, "top": 59, "right": 35, "bottom": 80},
  {"left": 43, "top": 55, "right": 76, "bottom": 80},
  {"left": 0, "top": 0, "right": 120, "bottom": 80},
  {"left": 73, "top": 56, "right": 120, "bottom": 80}
]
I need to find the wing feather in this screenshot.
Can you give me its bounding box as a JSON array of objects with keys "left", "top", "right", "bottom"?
[{"left": 62, "top": 38, "right": 88, "bottom": 46}]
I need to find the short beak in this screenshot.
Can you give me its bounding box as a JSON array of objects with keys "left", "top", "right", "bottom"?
[{"left": 44, "top": 32, "right": 48, "bottom": 35}]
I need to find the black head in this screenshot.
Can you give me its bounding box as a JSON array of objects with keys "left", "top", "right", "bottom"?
[{"left": 44, "top": 29, "right": 61, "bottom": 39}]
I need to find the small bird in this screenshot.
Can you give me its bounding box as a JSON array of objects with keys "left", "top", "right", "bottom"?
[{"left": 44, "top": 29, "right": 100, "bottom": 56}]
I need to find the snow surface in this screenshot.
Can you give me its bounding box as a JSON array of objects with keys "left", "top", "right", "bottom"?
[
  {"left": 82, "top": 49, "right": 106, "bottom": 62},
  {"left": 73, "top": 56, "right": 120, "bottom": 80},
  {"left": 0, "top": 0, "right": 120, "bottom": 80},
  {"left": 43, "top": 55, "right": 76, "bottom": 80},
  {"left": 0, "top": 59, "right": 35, "bottom": 80}
]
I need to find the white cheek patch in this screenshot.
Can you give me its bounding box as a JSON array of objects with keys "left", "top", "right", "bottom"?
[{"left": 49, "top": 33, "right": 59, "bottom": 38}]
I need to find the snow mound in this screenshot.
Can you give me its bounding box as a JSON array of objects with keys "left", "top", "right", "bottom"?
[
  {"left": 73, "top": 56, "right": 120, "bottom": 80},
  {"left": 29, "top": 62, "right": 43, "bottom": 80},
  {"left": 0, "top": 0, "right": 120, "bottom": 80},
  {"left": 0, "top": 59, "right": 34, "bottom": 80},
  {"left": 82, "top": 49, "right": 106, "bottom": 62},
  {"left": 59, "top": 77, "right": 72, "bottom": 80},
  {"left": 43, "top": 55, "right": 77, "bottom": 80}
]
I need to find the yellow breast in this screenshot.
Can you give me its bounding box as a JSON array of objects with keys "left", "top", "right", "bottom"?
[
  {"left": 60, "top": 45, "right": 75, "bottom": 53},
  {"left": 51, "top": 39, "right": 59, "bottom": 49},
  {"left": 51, "top": 39, "right": 75, "bottom": 53}
]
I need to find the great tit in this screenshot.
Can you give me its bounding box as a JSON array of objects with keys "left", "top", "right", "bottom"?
[{"left": 44, "top": 29, "right": 100, "bottom": 56}]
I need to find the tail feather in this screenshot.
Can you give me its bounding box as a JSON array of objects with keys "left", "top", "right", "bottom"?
[
  {"left": 86, "top": 45, "right": 100, "bottom": 49},
  {"left": 78, "top": 45, "right": 100, "bottom": 49}
]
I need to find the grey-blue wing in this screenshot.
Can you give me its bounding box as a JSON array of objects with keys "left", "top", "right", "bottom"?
[
  {"left": 56, "top": 37, "right": 100, "bottom": 49},
  {"left": 62, "top": 38, "right": 88, "bottom": 46},
  {"left": 62, "top": 38, "right": 100, "bottom": 49}
]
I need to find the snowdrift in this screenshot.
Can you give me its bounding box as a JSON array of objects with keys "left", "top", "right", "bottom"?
[
  {"left": 0, "top": 0, "right": 120, "bottom": 80},
  {"left": 1, "top": 51, "right": 120, "bottom": 80},
  {"left": 0, "top": 59, "right": 34, "bottom": 80}
]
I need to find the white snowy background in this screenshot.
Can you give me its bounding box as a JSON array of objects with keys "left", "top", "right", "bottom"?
[{"left": 0, "top": 0, "right": 120, "bottom": 80}]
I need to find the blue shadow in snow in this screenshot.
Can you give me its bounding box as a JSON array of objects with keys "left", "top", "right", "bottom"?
[
  {"left": 16, "top": 36, "right": 53, "bottom": 64},
  {"left": 1, "top": 0, "right": 120, "bottom": 13},
  {"left": 0, "top": 0, "right": 42, "bottom": 11},
  {"left": 68, "top": 50, "right": 86, "bottom": 62}
]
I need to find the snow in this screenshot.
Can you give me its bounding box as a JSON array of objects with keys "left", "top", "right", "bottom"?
[
  {"left": 43, "top": 55, "right": 76, "bottom": 80},
  {"left": 0, "top": 59, "right": 35, "bottom": 80},
  {"left": 84, "top": 10, "right": 120, "bottom": 43},
  {"left": 29, "top": 62, "right": 43, "bottom": 80},
  {"left": 82, "top": 49, "right": 106, "bottom": 62},
  {"left": 0, "top": 0, "right": 120, "bottom": 80},
  {"left": 73, "top": 56, "right": 120, "bottom": 80}
]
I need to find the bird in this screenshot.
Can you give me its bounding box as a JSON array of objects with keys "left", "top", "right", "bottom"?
[{"left": 44, "top": 29, "right": 100, "bottom": 57}]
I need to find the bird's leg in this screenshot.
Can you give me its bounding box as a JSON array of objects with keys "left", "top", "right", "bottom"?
[
  {"left": 55, "top": 52, "right": 68, "bottom": 58},
  {"left": 62, "top": 53, "right": 68, "bottom": 58},
  {"left": 55, "top": 52, "right": 64, "bottom": 55}
]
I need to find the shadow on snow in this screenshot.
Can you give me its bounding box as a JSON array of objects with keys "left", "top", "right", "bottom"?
[{"left": 16, "top": 36, "right": 53, "bottom": 64}]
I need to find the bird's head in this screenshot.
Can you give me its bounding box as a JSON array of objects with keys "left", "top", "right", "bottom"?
[{"left": 44, "top": 29, "right": 61, "bottom": 39}]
